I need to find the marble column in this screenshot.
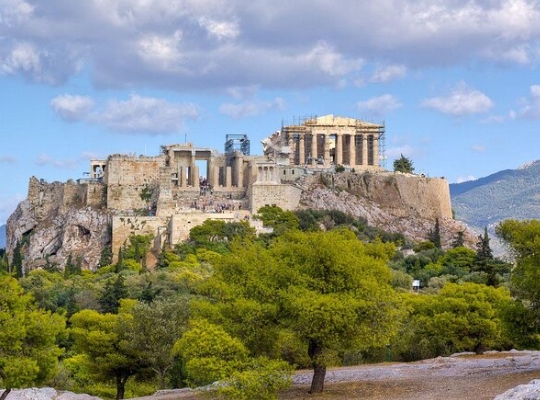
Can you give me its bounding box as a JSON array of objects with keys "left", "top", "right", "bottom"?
[
  {"left": 373, "top": 135, "right": 379, "bottom": 167},
  {"left": 311, "top": 133, "right": 318, "bottom": 166},
  {"left": 349, "top": 134, "right": 356, "bottom": 167},
  {"left": 335, "top": 134, "right": 343, "bottom": 165},
  {"left": 362, "top": 135, "right": 368, "bottom": 167},
  {"left": 191, "top": 165, "right": 199, "bottom": 188},
  {"left": 299, "top": 134, "right": 305, "bottom": 165},
  {"left": 235, "top": 155, "right": 244, "bottom": 187},
  {"left": 288, "top": 135, "right": 295, "bottom": 165},
  {"left": 225, "top": 166, "right": 232, "bottom": 188},
  {"left": 323, "top": 134, "right": 330, "bottom": 166}
]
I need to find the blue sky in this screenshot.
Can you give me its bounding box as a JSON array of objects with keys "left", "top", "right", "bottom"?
[{"left": 2, "top": 0, "right": 540, "bottom": 224}]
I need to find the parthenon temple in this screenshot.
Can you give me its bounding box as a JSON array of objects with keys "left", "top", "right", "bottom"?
[{"left": 263, "top": 115, "right": 384, "bottom": 170}]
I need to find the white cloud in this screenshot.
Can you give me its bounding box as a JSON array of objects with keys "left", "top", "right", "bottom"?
[
  {"left": 35, "top": 154, "right": 78, "bottom": 169},
  {"left": 1, "top": 42, "right": 40, "bottom": 75},
  {"left": 51, "top": 94, "right": 94, "bottom": 122},
  {"left": 198, "top": 17, "right": 239, "bottom": 40},
  {"left": 138, "top": 31, "right": 183, "bottom": 70},
  {"left": 456, "top": 175, "right": 477, "bottom": 184},
  {"left": 305, "top": 41, "right": 364, "bottom": 77},
  {"left": 421, "top": 82, "right": 493, "bottom": 116},
  {"left": 2, "top": 1, "right": 540, "bottom": 89},
  {"left": 90, "top": 95, "right": 199, "bottom": 134},
  {"left": 481, "top": 114, "right": 506, "bottom": 124},
  {"left": 0, "top": 0, "right": 33, "bottom": 25},
  {"left": 0, "top": 155, "right": 16, "bottom": 163},
  {"left": 472, "top": 144, "right": 486, "bottom": 153},
  {"left": 356, "top": 94, "right": 402, "bottom": 116},
  {"left": 519, "top": 85, "right": 540, "bottom": 118},
  {"left": 226, "top": 85, "right": 259, "bottom": 100},
  {"left": 219, "top": 97, "right": 285, "bottom": 119},
  {"left": 370, "top": 64, "right": 407, "bottom": 83}
]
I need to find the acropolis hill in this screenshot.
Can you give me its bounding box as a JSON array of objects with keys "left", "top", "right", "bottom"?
[{"left": 6, "top": 115, "right": 467, "bottom": 271}]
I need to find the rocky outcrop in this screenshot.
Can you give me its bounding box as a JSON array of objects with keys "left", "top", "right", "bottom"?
[
  {"left": 0, "top": 388, "right": 101, "bottom": 400},
  {"left": 6, "top": 177, "right": 110, "bottom": 271},
  {"left": 494, "top": 380, "right": 540, "bottom": 400},
  {"left": 297, "top": 172, "right": 476, "bottom": 246}
]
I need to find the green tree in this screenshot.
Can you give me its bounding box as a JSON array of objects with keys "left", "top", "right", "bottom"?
[
  {"left": 473, "top": 227, "right": 503, "bottom": 286},
  {"left": 427, "top": 218, "right": 442, "bottom": 249},
  {"left": 99, "top": 274, "right": 128, "bottom": 314},
  {"left": 64, "top": 253, "right": 82, "bottom": 278},
  {"left": 69, "top": 301, "right": 145, "bottom": 400},
  {"left": 451, "top": 231, "right": 465, "bottom": 248},
  {"left": 255, "top": 205, "right": 300, "bottom": 235},
  {"left": 173, "top": 319, "right": 292, "bottom": 400},
  {"left": 124, "top": 234, "right": 153, "bottom": 267},
  {"left": 497, "top": 219, "right": 540, "bottom": 318},
  {"left": 395, "top": 283, "right": 512, "bottom": 360},
  {"left": 0, "top": 249, "right": 8, "bottom": 275},
  {"left": 11, "top": 240, "right": 24, "bottom": 278},
  {"left": 196, "top": 230, "right": 402, "bottom": 394},
  {"left": 127, "top": 297, "right": 190, "bottom": 388},
  {"left": 188, "top": 220, "right": 255, "bottom": 252},
  {"left": 100, "top": 245, "right": 113, "bottom": 268},
  {"left": 0, "top": 277, "right": 65, "bottom": 400},
  {"left": 393, "top": 154, "right": 414, "bottom": 173}
]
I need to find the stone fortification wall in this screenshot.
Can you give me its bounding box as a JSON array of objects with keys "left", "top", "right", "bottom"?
[
  {"left": 111, "top": 211, "right": 252, "bottom": 262},
  {"left": 250, "top": 184, "right": 302, "bottom": 213},
  {"left": 105, "top": 155, "right": 163, "bottom": 185},
  {"left": 85, "top": 182, "right": 107, "bottom": 208},
  {"left": 107, "top": 184, "right": 156, "bottom": 212},
  {"left": 169, "top": 211, "right": 250, "bottom": 244},
  {"left": 111, "top": 216, "right": 168, "bottom": 263}
]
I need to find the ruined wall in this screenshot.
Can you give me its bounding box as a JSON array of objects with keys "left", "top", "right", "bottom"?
[
  {"left": 85, "top": 182, "right": 107, "bottom": 208},
  {"left": 169, "top": 211, "right": 250, "bottom": 244},
  {"left": 105, "top": 156, "right": 163, "bottom": 185},
  {"left": 250, "top": 184, "right": 302, "bottom": 213},
  {"left": 111, "top": 216, "right": 168, "bottom": 261}
]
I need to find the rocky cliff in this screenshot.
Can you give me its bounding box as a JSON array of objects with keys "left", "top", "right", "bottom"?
[
  {"left": 6, "top": 177, "right": 110, "bottom": 271},
  {"left": 298, "top": 172, "right": 475, "bottom": 245}
]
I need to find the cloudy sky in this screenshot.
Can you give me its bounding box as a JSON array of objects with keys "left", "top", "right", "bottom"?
[{"left": 2, "top": 0, "right": 540, "bottom": 224}]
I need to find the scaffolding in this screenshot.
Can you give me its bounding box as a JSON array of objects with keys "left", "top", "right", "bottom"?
[{"left": 224, "top": 134, "right": 250, "bottom": 166}]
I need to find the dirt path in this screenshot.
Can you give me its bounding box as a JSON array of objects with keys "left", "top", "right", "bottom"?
[{"left": 140, "top": 351, "right": 540, "bottom": 400}]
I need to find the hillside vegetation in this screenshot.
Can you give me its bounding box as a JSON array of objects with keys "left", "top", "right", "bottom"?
[{"left": 1, "top": 208, "right": 540, "bottom": 400}]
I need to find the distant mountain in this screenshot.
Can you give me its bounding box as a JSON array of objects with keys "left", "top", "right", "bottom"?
[
  {"left": 0, "top": 224, "right": 5, "bottom": 248},
  {"left": 450, "top": 160, "right": 540, "bottom": 230}
]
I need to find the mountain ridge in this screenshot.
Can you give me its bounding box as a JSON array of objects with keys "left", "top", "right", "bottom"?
[
  {"left": 450, "top": 160, "right": 540, "bottom": 230},
  {"left": 0, "top": 224, "right": 5, "bottom": 248}
]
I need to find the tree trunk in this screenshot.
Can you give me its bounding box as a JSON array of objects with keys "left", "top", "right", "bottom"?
[
  {"left": 0, "top": 388, "right": 12, "bottom": 400},
  {"left": 308, "top": 339, "right": 326, "bottom": 394},
  {"left": 116, "top": 375, "right": 127, "bottom": 400}
]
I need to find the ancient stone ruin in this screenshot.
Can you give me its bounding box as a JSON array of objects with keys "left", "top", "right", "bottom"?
[{"left": 7, "top": 115, "right": 461, "bottom": 271}]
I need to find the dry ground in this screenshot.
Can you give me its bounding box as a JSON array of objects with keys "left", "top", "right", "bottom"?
[{"left": 139, "top": 351, "right": 540, "bottom": 400}]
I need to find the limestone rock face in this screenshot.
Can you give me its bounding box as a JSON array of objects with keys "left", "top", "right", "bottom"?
[
  {"left": 494, "top": 379, "right": 540, "bottom": 400},
  {"left": 298, "top": 172, "right": 475, "bottom": 245},
  {"left": 6, "top": 178, "right": 110, "bottom": 271},
  {"left": 0, "top": 388, "right": 101, "bottom": 400}
]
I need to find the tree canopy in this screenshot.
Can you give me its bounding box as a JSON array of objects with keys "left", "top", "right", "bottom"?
[
  {"left": 393, "top": 154, "right": 414, "bottom": 173},
  {"left": 196, "top": 229, "right": 402, "bottom": 393},
  {"left": 0, "top": 277, "right": 65, "bottom": 400}
]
